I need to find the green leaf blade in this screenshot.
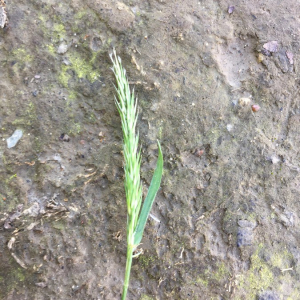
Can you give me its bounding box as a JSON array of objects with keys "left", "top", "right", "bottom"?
[{"left": 133, "top": 140, "right": 163, "bottom": 247}]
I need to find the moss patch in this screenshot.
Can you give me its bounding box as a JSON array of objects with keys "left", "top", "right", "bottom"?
[
  {"left": 271, "top": 249, "right": 292, "bottom": 269},
  {"left": 138, "top": 254, "right": 156, "bottom": 269},
  {"left": 52, "top": 221, "right": 65, "bottom": 230},
  {"left": 47, "top": 43, "right": 56, "bottom": 56},
  {"left": 238, "top": 245, "right": 274, "bottom": 299},
  {"left": 53, "top": 23, "right": 66, "bottom": 37},
  {"left": 12, "top": 48, "right": 33, "bottom": 63},
  {"left": 195, "top": 276, "right": 209, "bottom": 287},
  {"left": 13, "top": 268, "right": 26, "bottom": 282},
  {"left": 140, "top": 295, "right": 154, "bottom": 300},
  {"left": 59, "top": 52, "right": 100, "bottom": 88},
  {"left": 38, "top": 13, "right": 66, "bottom": 42},
  {"left": 212, "top": 262, "right": 229, "bottom": 281},
  {"left": 12, "top": 101, "right": 37, "bottom": 127}
]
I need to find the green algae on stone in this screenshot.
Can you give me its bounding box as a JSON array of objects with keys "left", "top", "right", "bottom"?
[
  {"left": 72, "top": 9, "right": 100, "bottom": 33},
  {"left": 53, "top": 23, "right": 66, "bottom": 36},
  {"left": 287, "top": 291, "right": 300, "bottom": 300},
  {"left": 33, "top": 136, "right": 43, "bottom": 153},
  {"left": 68, "top": 91, "right": 78, "bottom": 100},
  {"left": 52, "top": 221, "right": 65, "bottom": 230},
  {"left": 7, "top": 174, "right": 17, "bottom": 182},
  {"left": 195, "top": 276, "right": 209, "bottom": 287},
  {"left": 68, "top": 121, "right": 82, "bottom": 135},
  {"left": 13, "top": 268, "right": 26, "bottom": 282},
  {"left": 140, "top": 295, "right": 154, "bottom": 300},
  {"left": 58, "top": 52, "right": 100, "bottom": 88},
  {"left": 271, "top": 249, "right": 293, "bottom": 269},
  {"left": 47, "top": 43, "right": 56, "bottom": 56},
  {"left": 212, "top": 262, "right": 229, "bottom": 281},
  {"left": 238, "top": 245, "right": 274, "bottom": 299},
  {"left": 0, "top": 258, "right": 34, "bottom": 296},
  {"left": 38, "top": 12, "right": 66, "bottom": 42},
  {"left": 74, "top": 10, "right": 87, "bottom": 20},
  {"left": 12, "top": 102, "right": 37, "bottom": 127},
  {"left": 59, "top": 64, "right": 71, "bottom": 88},
  {"left": 138, "top": 254, "right": 156, "bottom": 269},
  {"left": 88, "top": 113, "right": 97, "bottom": 123},
  {"left": 69, "top": 54, "right": 99, "bottom": 81},
  {"left": 12, "top": 48, "right": 33, "bottom": 63}
]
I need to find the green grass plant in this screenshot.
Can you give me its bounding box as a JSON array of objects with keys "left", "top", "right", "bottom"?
[{"left": 110, "top": 49, "right": 163, "bottom": 300}]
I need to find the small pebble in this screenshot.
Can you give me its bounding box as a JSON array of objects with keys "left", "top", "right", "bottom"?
[
  {"left": 63, "top": 58, "right": 71, "bottom": 65},
  {"left": 263, "top": 41, "right": 278, "bottom": 53},
  {"left": 7, "top": 129, "right": 23, "bottom": 148},
  {"left": 59, "top": 133, "right": 70, "bottom": 142},
  {"left": 270, "top": 155, "right": 280, "bottom": 164},
  {"left": 257, "top": 53, "right": 264, "bottom": 63},
  {"left": 226, "top": 124, "right": 233, "bottom": 132},
  {"left": 57, "top": 43, "right": 68, "bottom": 54},
  {"left": 237, "top": 219, "right": 256, "bottom": 247},
  {"left": 237, "top": 227, "right": 253, "bottom": 247},
  {"left": 251, "top": 104, "right": 260, "bottom": 112},
  {"left": 238, "top": 97, "right": 251, "bottom": 107},
  {"left": 286, "top": 50, "right": 294, "bottom": 65},
  {"left": 228, "top": 6, "right": 235, "bottom": 14},
  {"left": 194, "top": 148, "right": 204, "bottom": 157}
]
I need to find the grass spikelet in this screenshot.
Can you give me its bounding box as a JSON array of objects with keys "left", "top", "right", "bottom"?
[{"left": 110, "top": 49, "right": 163, "bottom": 300}]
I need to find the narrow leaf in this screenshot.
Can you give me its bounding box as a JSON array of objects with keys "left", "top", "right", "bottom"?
[{"left": 133, "top": 140, "right": 163, "bottom": 246}]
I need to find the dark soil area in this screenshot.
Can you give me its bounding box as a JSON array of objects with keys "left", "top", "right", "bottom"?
[{"left": 0, "top": 0, "right": 300, "bottom": 299}]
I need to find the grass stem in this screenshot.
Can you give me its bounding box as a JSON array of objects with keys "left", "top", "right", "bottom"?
[{"left": 122, "top": 245, "right": 133, "bottom": 300}]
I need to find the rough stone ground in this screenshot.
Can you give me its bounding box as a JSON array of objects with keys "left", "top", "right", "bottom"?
[{"left": 0, "top": 0, "right": 300, "bottom": 299}]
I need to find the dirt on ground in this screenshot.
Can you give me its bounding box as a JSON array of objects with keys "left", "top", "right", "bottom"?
[{"left": 0, "top": 0, "right": 300, "bottom": 299}]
